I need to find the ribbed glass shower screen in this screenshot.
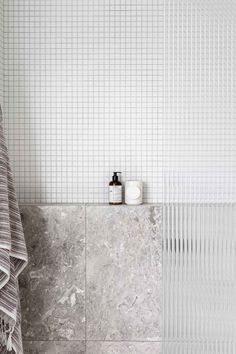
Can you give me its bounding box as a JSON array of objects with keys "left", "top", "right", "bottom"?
[{"left": 160, "top": 0, "right": 236, "bottom": 352}]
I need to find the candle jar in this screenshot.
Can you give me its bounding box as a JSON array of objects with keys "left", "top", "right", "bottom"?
[{"left": 125, "top": 181, "right": 143, "bottom": 205}]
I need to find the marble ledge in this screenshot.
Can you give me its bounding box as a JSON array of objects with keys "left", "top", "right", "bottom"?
[
  {"left": 19, "top": 203, "right": 161, "bottom": 207},
  {"left": 19, "top": 205, "right": 162, "bottom": 345}
]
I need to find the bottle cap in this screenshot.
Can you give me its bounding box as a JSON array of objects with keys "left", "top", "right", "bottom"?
[{"left": 112, "top": 172, "right": 121, "bottom": 182}]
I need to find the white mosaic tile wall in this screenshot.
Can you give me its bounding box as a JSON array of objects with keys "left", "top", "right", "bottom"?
[
  {"left": 2, "top": 0, "right": 236, "bottom": 203},
  {"left": 3, "top": 0, "right": 163, "bottom": 203},
  {"left": 0, "top": 0, "right": 3, "bottom": 108}
]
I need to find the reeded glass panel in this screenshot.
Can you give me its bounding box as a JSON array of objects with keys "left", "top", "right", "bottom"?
[
  {"left": 163, "top": 204, "right": 236, "bottom": 344},
  {"left": 162, "top": 341, "right": 236, "bottom": 354},
  {"left": 162, "top": 0, "right": 236, "bottom": 352}
]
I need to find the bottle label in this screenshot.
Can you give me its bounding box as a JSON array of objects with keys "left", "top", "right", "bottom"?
[{"left": 109, "top": 186, "right": 122, "bottom": 203}]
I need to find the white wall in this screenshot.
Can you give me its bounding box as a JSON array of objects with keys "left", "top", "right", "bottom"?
[
  {"left": 3, "top": 0, "right": 163, "bottom": 203},
  {"left": 2, "top": 0, "right": 236, "bottom": 204},
  {"left": 0, "top": 0, "right": 3, "bottom": 108}
]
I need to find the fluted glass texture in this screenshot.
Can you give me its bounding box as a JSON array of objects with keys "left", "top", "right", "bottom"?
[{"left": 162, "top": 0, "right": 236, "bottom": 352}]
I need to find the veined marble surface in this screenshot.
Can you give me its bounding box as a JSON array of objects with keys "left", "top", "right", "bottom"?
[
  {"left": 19, "top": 205, "right": 162, "bottom": 353},
  {"left": 86, "top": 205, "right": 162, "bottom": 341},
  {"left": 86, "top": 341, "right": 162, "bottom": 354},
  {"left": 20, "top": 206, "right": 85, "bottom": 341},
  {"left": 23, "top": 341, "right": 85, "bottom": 354}
]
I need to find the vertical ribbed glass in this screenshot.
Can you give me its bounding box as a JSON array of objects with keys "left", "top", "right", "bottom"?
[
  {"left": 163, "top": 203, "right": 236, "bottom": 348},
  {"left": 162, "top": 0, "right": 236, "bottom": 352}
]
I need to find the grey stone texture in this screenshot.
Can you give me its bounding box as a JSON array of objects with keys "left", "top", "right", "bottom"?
[{"left": 19, "top": 205, "right": 162, "bottom": 353}]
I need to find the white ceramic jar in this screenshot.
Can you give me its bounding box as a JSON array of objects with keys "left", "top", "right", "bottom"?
[{"left": 125, "top": 181, "right": 143, "bottom": 205}]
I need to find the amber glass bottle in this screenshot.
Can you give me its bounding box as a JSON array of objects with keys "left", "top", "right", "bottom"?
[{"left": 109, "top": 172, "right": 122, "bottom": 205}]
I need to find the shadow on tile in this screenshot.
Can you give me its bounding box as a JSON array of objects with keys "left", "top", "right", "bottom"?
[
  {"left": 23, "top": 341, "right": 85, "bottom": 354},
  {"left": 20, "top": 206, "right": 85, "bottom": 341}
]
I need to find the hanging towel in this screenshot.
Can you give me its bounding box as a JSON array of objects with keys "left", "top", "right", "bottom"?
[{"left": 0, "top": 106, "right": 28, "bottom": 354}]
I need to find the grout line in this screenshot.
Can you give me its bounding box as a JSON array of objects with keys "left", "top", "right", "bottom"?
[
  {"left": 23, "top": 339, "right": 234, "bottom": 344},
  {"left": 85, "top": 340, "right": 162, "bottom": 343},
  {"left": 23, "top": 340, "right": 163, "bottom": 343},
  {"left": 18, "top": 202, "right": 233, "bottom": 207}
]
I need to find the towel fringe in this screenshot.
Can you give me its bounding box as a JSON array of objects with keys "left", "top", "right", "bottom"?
[
  {"left": 6, "top": 328, "right": 13, "bottom": 351},
  {"left": 0, "top": 317, "right": 14, "bottom": 351}
]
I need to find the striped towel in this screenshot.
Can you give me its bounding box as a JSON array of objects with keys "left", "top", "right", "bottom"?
[{"left": 0, "top": 106, "right": 28, "bottom": 354}]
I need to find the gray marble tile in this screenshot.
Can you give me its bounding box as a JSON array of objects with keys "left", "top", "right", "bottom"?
[
  {"left": 23, "top": 341, "right": 85, "bottom": 354},
  {"left": 86, "top": 341, "right": 162, "bottom": 354},
  {"left": 19, "top": 206, "right": 85, "bottom": 341},
  {"left": 86, "top": 205, "right": 162, "bottom": 341}
]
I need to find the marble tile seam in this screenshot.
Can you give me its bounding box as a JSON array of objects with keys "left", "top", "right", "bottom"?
[
  {"left": 23, "top": 340, "right": 231, "bottom": 344},
  {"left": 23, "top": 340, "right": 162, "bottom": 343},
  {"left": 19, "top": 203, "right": 161, "bottom": 207}
]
